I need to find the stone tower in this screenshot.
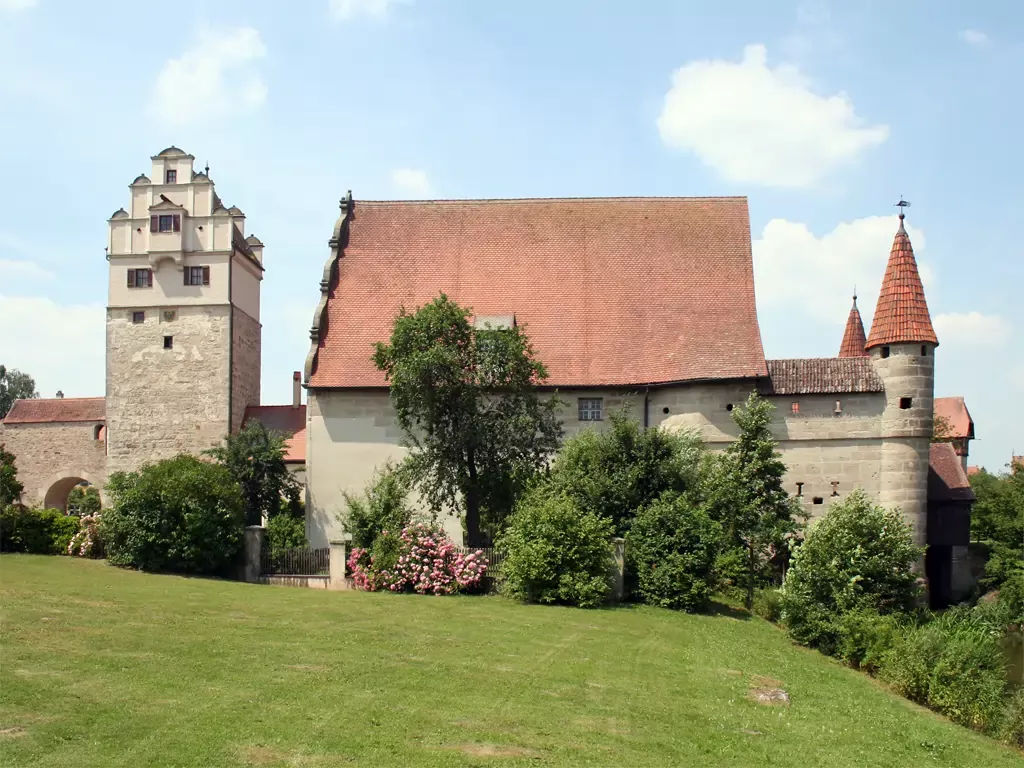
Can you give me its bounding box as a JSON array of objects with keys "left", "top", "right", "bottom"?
[
  {"left": 865, "top": 212, "right": 938, "bottom": 547},
  {"left": 105, "top": 147, "right": 264, "bottom": 475}
]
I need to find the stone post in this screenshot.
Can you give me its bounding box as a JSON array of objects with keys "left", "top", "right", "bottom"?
[
  {"left": 243, "top": 525, "right": 265, "bottom": 583},
  {"left": 609, "top": 537, "right": 625, "bottom": 604},
  {"left": 329, "top": 540, "right": 349, "bottom": 591}
]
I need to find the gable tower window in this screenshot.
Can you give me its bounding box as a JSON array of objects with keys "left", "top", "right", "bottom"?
[
  {"left": 578, "top": 398, "right": 603, "bottom": 422},
  {"left": 184, "top": 266, "right": 211, "bottom": 286},
  {"left": 165, "top": 169, "right": 177, "bottom": 183},
  {"left": 151, "top": 214, "right": 181, "bottom": 233}
]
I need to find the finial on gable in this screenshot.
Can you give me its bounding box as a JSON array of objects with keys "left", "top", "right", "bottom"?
[{"left": 340, "top": 190, "right": 354, "bottom": 214}]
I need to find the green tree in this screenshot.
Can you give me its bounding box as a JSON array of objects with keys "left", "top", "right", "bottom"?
[
  {"left": 0, "top": 365, "right": 39, "bottom": 419},
  {"left": 548, "top": 407, "right": 704, "bottom": 536},
  {"left": 932, "top": 414, "right": 954, "bottom": 443},
  {"left": 372, "top": 294, "right": 563, "bottom": 546},
  {"left": 206, "top": 420, "right": 301, "bottom": 527},
  {"left": 705, "top": 392, "right": 803, "bottom": 609},
  {"left": 1, "top": 444, "right": 24, "bottom": 507},
  {"left": 970, "top": 466, "right": 1024, "bottom": 588},
  {"left": 340, "top": 461, "right": 414, "bottom": 549},
  {"left": 67, "top": 485, "right": 101, "bottom": 516}
]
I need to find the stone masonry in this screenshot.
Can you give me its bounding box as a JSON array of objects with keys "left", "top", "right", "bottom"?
[
  {"left": 231, "top": 307, "right": 262, "bottom": 433},
  {"left": 0, "top": 421, "right": 106, "bottom": 510}
]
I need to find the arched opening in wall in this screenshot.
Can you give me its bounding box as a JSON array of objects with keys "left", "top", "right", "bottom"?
[{"left": 43, "top": 477, "right": 91, "bottom": 514}]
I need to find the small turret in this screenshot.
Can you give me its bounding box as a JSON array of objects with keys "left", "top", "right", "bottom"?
[{"left": 838, "top": 294, "right": 868, "bottom": 357}]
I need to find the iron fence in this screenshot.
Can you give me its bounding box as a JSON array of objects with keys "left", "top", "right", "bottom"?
[
  {"left": 261, "top": 544, "right": 330, "bottom": 576},
  {"left": 455, "top": 547, "right": 507, "bottom": 577}
]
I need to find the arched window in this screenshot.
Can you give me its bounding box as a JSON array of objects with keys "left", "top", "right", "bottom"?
[{"left": 94, "top": 424, "right": 105, "bottom": 441}]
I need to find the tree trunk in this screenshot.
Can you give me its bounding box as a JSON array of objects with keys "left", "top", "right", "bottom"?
[{"left": 465, "top": 451, "right": 482, "bottom": 547}]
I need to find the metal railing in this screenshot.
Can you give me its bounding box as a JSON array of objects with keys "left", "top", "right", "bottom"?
[
  {"left": 454, "top": 547, "right": 506, "bottom": 575},
  {"left": 261, "top": 545, "right": 330, "bottom": 576}
]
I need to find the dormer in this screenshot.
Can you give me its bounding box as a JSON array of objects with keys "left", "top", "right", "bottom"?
[
  {"left": 148, "top": 195, "right": 186, "bottom": 268},
  {"left": 151, "top": 146, "right": 195, "bottom": 188},
  {"left": 228, "top": 205, "right": 245, "bottom": 237}
]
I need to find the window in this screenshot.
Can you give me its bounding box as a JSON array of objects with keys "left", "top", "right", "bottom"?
[
  {"left": 899, "top": 397, "right": 913, "bottom": 410},
  {"left": 725, "top": 403, "right": 734, "bottom": 412},
  {"left": 921, "top": 345, "right": 928, "bottom": 356},
  {"left": 791, "top": 402, "right": 800, "bottom": 414},
  {"left": 94, "top": 424, "right": 104, "bottom": 441},
  {"left": 795, "top": 482, "right": 804, "bottom": 497},
  {"left": 831, "top": 481, "right": 840, "bottom": 497},
  {"left": 163, "top": 336, "right": 173, "bottom": 349},
  {"left": 184, "top": 266, "right": 211, "bottom": 286},
  {"left": 881, "top": 346, "right": 891, "bottom": 359},
  {"left": 812, "top": 497, "right": 824, "bottom": 505},
  {"left": 132, "top": 311, "right": 145, "bottom": 324},
  {"left": 126, "top": 268, "right": 152, "bottom": 288},
  {"left": 578, "top": 398, "right": 603, "bottom": 422},
  {"left": 150, "top": 214, "right": 181, "bottom": 233},
  {"left": 165, "top": 169, "right": 176, "bottom": 184}
]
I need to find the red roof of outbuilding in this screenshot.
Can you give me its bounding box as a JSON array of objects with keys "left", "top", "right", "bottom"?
[
  {"left": 307, "top": 197, "right": 768, "bottom": 388},
  {"left": 934, "top": 396, "right": 974, "bottom": 440},
  {"left": 242, "top": 405, "right": 306, "bottom": 463},
  {"left": 838, "top": 296, "right": 868, "bottom": 358},
  {"left": 866, "top": 216, "right": 937, "bottom": 349},
  {"left": 3, "top": 397, "right": 105, "bottom": 424},
  {"left": 928, "top": 443, "right": 975, "bottom": 503}
]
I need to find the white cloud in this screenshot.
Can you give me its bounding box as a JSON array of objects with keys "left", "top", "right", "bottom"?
[
  {"left": 391, "top": 168, "right": 432, "bottom": 198},
  {"left": 960, "top": 29, "right": 988, "bottom": 46},
  {"left": 657, "top": 44, "right": 888, "bottom": 188},
  {"left": 753, "top": 214, "right": 931, "bottom": 325},
  {"left": 0, "top": 0, "right": 37, "bottom": 11},
  {"left": 0, "top": 295, "right": 105, "bottom": 399},
  {"left": 934, "top": 312, "right": 1011, "bottom": 346},
  {"left": 0, "top": 258, "right": 54, "bottom": 282},
  {"left": 329, "top": 0, "right": 411, "bottom": 22},
  {"left": 149, "top": 27, "right": 267, "bottom": 127}
]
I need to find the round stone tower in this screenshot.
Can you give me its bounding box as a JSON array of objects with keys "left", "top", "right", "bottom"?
[{"left": 865, "top": 212, "right": 938, "bottom": 547}]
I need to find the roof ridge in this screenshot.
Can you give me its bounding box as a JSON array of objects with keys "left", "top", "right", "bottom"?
[{"left": 354, "top": 195, "right": 749, "bottom": 205}]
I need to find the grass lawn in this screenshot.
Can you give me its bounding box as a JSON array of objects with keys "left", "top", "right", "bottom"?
[{"left": 1, "top": 557, "right": 1020, "bottom": 767}]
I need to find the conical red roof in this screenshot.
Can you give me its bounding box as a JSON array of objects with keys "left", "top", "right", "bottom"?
[
  {"left": 838, "top": 295, "right": 868, "bottom": 357},
  {"left": 866, "top": 216, "right": 937, "bottom": 348}
]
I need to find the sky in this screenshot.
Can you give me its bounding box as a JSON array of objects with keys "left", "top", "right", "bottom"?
[{"left": 0, "top": 0, "right": 1021, "bottom": 471}]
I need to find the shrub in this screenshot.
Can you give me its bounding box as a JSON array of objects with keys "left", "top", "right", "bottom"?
[
  {"left": 880, "top": 624, "right": 946, "bottom": 703},
  {"left": 348, "top": 523, "right": 487, "bottom": 595},
  {"left": 625, "top": 492, "right": 719, "bottom": 612},
  {"left": 0, "top": 505, "right": 78, "bottom": 555},
  {"left": 1, "top": 444, "right": 24, "bottom": 507},
  {"left": 780, "top": 490, "right": 922, "bottom": 653},
  {"left": 753, "top": 588, "right": 784, "bottom": 623},
  {"left": 266, "top": 513, "right": 306, "bottom": 553},
  {"left": 67, "top": 512, "right": 104, "bottom": 558},
  {"left": 340, "top": 462, "right": 414, "bottom": 550},
  {"left": 101, "top": 455, "right": 244, "bottom": 576},
  {"left": 835, "top": 608, "right": 902, "bottom": 674},
  {"left": 927, "top": 626, "right": 1006, "bottom": 732},
  {"left": 999, "top": 687, "right": 1024, "bottom": 749},
  {"left": 497, "top": 487, "right": 613, "bottom": 608}
]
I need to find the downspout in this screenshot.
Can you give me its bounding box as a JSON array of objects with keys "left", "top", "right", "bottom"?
[
  {"left": 643, "top": 386, "right": 650, "bottom": 429},
  {"left": 228, "top": 243, "right": 234, "bottom": 435}
]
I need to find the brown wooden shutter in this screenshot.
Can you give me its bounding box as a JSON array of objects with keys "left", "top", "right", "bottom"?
[
  {"left": 184, "top": 267, "right": 189, "bottom": 286},
  {"left": 172, "top": 215, "right": 181, "bottom": 232},
  {"left": 126, "top": 269, "right": 135, "bottom": 288},
  {"left": 202, "top": 266, "right": 210, "bottom": 286},
  {"left": 150, "top": 216, "right": 158, "bottom": 232}
]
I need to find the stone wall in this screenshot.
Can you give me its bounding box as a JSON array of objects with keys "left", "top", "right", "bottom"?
[
  {"left": 0, "top": 421, "right": 107, "bottom": 509},
  {"left": 106, "top": 304, "right": 231, "bottom": 476},
  {"left": 230, "top": 307, "right": 262, "bottom": 433}
]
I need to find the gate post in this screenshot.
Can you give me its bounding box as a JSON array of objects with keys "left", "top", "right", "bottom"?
[
  {"left": 244, "top": 526, "right": 265, "bottom": 583},
  {"left": 329, "top": 540, "right": 349, "bottom": 590}
]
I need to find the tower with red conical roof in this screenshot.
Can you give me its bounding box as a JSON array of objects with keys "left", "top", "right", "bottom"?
[
  {"left": 838, "top": 294, "right": 868, "bottom": 357},
  {"left": 867, "top": 211, "right": 937, "bottom": 548}
]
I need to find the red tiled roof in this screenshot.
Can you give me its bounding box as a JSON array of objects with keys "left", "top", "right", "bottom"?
[
  {"left": 966, "top": 465, "right": 980, "bottom": 476},
  {"left": 307, "top": 197, "right": 768, "bottom": 388},
  {"left": 243, "top": 405, "right": 306, "bottom": 463},
  {"left": 3, "top": 397, "right": 105, "bottom": 424},
  {"left": 934, "top": 396, "right": 974, "bottom": 440},
  {"left": 866, "top": 216, "right": 937, "bottom": 348},
  {"left": 760, "top": 358, "right": 884, "bottom": 395},
  {"left": 838, "top": 296, "right": 868, "bottom": 358},
  {"left": 928, "top": 443, "right": 975, "bottom": 503}
]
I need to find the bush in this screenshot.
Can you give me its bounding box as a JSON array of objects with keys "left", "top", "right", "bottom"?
[
  {"left": 880, "top": 624, "right": 946, "bottom": 703},
  {"left": 497, "top": 487, "right": 613, "bottom": 608},
  {"left": 753, "top": 588, "right": 784, "bottom": 623},
  {"left": 0, "top": 505, "right": 79, "bottom": 555},
  {"left": 340, "top": 462, "right": 414, "bottom": 550},
  {"left": 835, "top": 608, "right": 902, "bottom": 674},
  {"left": 67, "top": 512, "right": 104, "bottom": 558},
  {"left": 999, "top": 687, "right": 1024, "bottom": 749},
  {"left": 625, "top": 492, "right": 719, "bottom": 612},
  {"left": 266, "top": 513, "right": 306, "bottom": 553},
  {"left": 780, "top": 490, "right": 922, "bottom": 653},
  {"left": 927, "top": 627, "right": 1006, "bottom": 732},
  {"left": 67, "top": 485, "right": 101, "bottom": 516},
  {"left": 101, "top": 455, "right": 244, "bottom": 576}
]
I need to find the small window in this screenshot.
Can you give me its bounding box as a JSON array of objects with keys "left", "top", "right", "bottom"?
[
  {"left": 132, "top": 311, "right": 145, "bottom": 324},
  {"left": 812, "top": 497, "right": 824, "bottom": 505},
  {"left": 578, "top": 398, "right": 603, "bottom": 422},
  {"left": 795, "top": 482, "right": 804, "bottom": 497},
  {"left": 184, "top": 265, "right": 210, "bottom": 286},
  {"left": 165, "top": 169, "right": 177, "bottom": 184},
  {"left": 921, "top": 345, "right": 928, "bottom": 356},
  {"left": 791, "top": 402, "right": 800, "bottom": 414},
  {"left": 163, "top": 336, "right": 173, "bottom": 349},
  {"left": 94, "top": 424, "right": 104, "bottom": 441},
  {"left": 662, "top": 407, "right": 670, "bottom": 414},
  {"left": 158, "top": 215, "right": 174, "bottom": 232},
  {"left": 831, "top": 481, "right": 839, "bottom": 497},
  {"left": 899, "top": 397, "right": 913, "bottom": 410},
  {"left": 881, "top": 346, "right": 890, "bottom": 359},
  {"left": 126, "top": 268, "right": 152, "bottom": 288},
  {"left": 725, "top": 403, "right": 734, "bottom": 412}
]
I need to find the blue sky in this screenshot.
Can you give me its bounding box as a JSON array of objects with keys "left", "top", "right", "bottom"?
[{"left": 1, "top": 0, "right": 1021, "bottom": 471}]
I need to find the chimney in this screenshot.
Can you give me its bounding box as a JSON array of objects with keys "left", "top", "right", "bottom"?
[{"left": 292, "top": 371, "right": 301, "bottom": 409}]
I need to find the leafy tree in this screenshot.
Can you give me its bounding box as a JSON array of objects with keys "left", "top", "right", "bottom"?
[
  {"left": 932, "top": 414, "right": 954, "bottom": 443},
  {"left": 705, "top": 392, "right": 803, "bottom": 609},
  {"left": 1, "top": 444, "right": 24, "bottom": 507},
  {"left": 67, "top": 485, "right": 101, "bottom": 516},
  {"left": 969, "top": 466, "right": 1024, "bottom": 588},
  {"left": 0, "top": 365, "right": 39, "bottom": 419},
  {"left": 372, "top": 294, "right": 563, "bottom": 546},
  {"left": 780, "top": 490, "right": 923, "bottom": 654},
  {"left": 340, "top": 461, "right": 414, "bottom": 550},
  {"left": 548, "top": 407, "right": 704, "bottom": 536},
  {"left": 101, "top": 455, "right": 244, "bottom": 575},
  {"left": 207, "top": 420, "right": 301, "bottom": 526}
]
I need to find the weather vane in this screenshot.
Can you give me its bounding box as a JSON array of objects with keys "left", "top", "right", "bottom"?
[{"left": 895, "top": 196, "right": 911, "bottom": 217}]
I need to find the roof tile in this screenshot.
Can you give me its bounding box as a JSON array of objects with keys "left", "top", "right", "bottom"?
[
  {"left": 838, "top": 296, "right": 868, "bottom": 358},
  {"left": 928, "top": 442, "right": 975, "bottom": 503},
  {"left": 3, "top": 397, "right": 105, "bottom": 425},
  {"left": 761, "top": 358, "right": 884, "bottom": 395},
  {"left": 243, "top": 405, "right": 306, "bottom": 463},
  {"left": 934, "top": 396, "right": 974, "bottom": 440},
  {"left": 866, "top": 217, "right": 937, "bottom": 348}
]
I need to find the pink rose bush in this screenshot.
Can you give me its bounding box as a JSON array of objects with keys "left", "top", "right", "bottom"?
[
  {"left": 67, "top": 512, "right": 104, "bottom": 558},
  {"left": 347, "top": 522, "right": 487, "bottom": 595}
]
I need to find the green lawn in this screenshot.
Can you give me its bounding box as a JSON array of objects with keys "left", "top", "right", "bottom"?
[{"left": 0, "top": 557, "right": 1020, "bottom": 767}]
